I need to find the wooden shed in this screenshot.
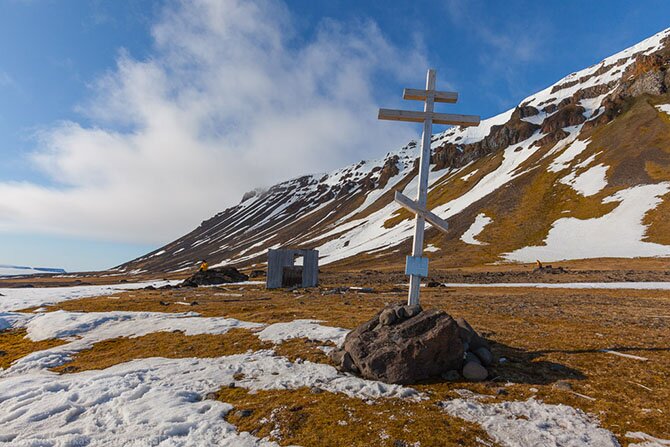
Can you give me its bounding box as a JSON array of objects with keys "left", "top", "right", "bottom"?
[{"left": 266, "top": 248, "right": 319, "bottom": 289}]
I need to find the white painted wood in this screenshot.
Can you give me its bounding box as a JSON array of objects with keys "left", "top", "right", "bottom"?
[
  {"left": 377, "top": 68, "right": 480, "bottom": 306},
  {"left": 601, "top": 350, "right": 649, "bottom": 361},
  {"left": 403, "top": 88, "right": 458, "bottom": 103},
  {"left": 378, "top": 109, "right": 479, "bottom": 126},
  {"left": 406, "top": 69, "right": 436, "bottom": 305},
  {"left": 394, "top": 191, "right": 449, "bottom": 233}
]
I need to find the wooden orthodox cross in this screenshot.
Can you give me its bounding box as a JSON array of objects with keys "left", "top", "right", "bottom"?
[{"left": 378, "top": 69, "right": 480, "bottom": 306}]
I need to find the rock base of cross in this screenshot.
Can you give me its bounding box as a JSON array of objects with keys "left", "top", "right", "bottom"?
[{"left": 329, "top": 303, "right": 493, "bottom": 384}]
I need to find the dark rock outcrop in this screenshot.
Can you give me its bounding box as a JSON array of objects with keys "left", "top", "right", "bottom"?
[
  {"left": 431, "top": 106, "right": 540, "bottom": 171},
  {"left": 180, "top": 267, "right": 249, "bottom": 287},
  {"left": 330, "top": 303, "right": 465, "bottom": 384},
  {"left": 540, "top": 104, "right": 586, "bottom": 134}
]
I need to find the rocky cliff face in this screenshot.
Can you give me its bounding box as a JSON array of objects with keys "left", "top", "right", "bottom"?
[{"left": 117, "top": 28, "right": 670, "bottom": 274}]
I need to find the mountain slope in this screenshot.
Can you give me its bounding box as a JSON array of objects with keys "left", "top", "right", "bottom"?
[{"left": 118, "top": 28, "right": 670, "bottom": 274}]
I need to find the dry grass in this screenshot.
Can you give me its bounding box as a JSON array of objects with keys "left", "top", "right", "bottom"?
[
  {"left": 16, "top": 274, "right": 670, "bottom": 444},
  {"left": 19, "top": 284, "right": 397, "bottom": 327},
  {"left": 273, "top": 338, "right": 336, "bottom": 365},
  {"left": 0, "top": 329, "right": 65, "bottom": 369},
  {"left": 52, "top": 329, "right": 270, "bottom": 374},
  {"left": 214, "top": 386, "right": 495, "bottom": 447}
]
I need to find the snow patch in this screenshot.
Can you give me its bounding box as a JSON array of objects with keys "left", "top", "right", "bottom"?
[
  {"left": 461, "top": 213, "right": 492, "bottom": 245},
  {"left": 2, "top": 310, "right": 263, "bottom": 376},
  {"left": 442, "top": 397, "right": 619, "bottom": 447},
  {"left": 549, "top": 138, "right": 591, "bottom": 172},
  {"left": 257, "top": 319, "right": 349, "bottom": 347},
  {"left": 560, "top": 164, "right": 609, "bottom": 197},
  {"left": 656, "top": 104, "right": 670, "bottom": 115},
  {"left": 0, "top": 352, "right": 416, "bottom": 446},
  {"left": 461, "top": 169, "right": 479, "bottom": 181},
  {"left": 627, "top": 431, "right": 670, "bottom": 447},
  {"left": 433, "top": 132, "right": 544, "bottom": 219},
  {"left": 0, "top": 280, "right": 180, "bottom": 312},
  {"left": 505, "top": 183, "right": 670, "bottom": 262}
]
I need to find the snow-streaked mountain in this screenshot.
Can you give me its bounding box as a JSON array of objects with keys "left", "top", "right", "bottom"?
[
  {"left": 118, "top": 28, "right": 670, "bottom": 274},
  {"left": 0, "top": 265, "right": 66, "bottom": 277}
]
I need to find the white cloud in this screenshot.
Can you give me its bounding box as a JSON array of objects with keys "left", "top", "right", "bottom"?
[{"left": 0, "top": 0, "right": 424, "bottom": 244}]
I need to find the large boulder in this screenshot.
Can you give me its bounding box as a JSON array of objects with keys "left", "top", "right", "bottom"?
[
  {"left": 180, "top": 267, "right": 249, "bottom": 287},
  {"left": 330, "top": 303, "right": 464, "bottom": 384}
]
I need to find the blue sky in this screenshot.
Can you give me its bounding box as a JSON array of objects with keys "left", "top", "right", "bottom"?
[{"left": 0, "top": 0, "right": 669, "bottom": 271}]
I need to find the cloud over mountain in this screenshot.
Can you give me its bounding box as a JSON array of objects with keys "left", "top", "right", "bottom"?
[{"left": 0, "top": 0, "right": 424, "bottom": 244}]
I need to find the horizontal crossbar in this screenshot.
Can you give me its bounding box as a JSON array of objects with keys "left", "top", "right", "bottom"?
[
  {"left": 403, "top": 88, "right": 458, "bottom": 103},
  {"left": 378, "top": 108, "right": 480, "bottom": 126},
  {"left": 394, "top": 191, "right": 449, "bottom": 233}
]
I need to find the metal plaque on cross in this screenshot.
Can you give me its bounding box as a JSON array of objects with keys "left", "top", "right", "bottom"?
[{"left": 378, "top": 69, "right": 480, "bottom": 306}]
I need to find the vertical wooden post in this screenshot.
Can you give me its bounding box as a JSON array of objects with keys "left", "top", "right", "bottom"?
[
  {"left": 407, "top": 69, "right": 436, "bottom": 306},
  {"left": 378, "top": 69, "right": 479, "bottom": 307}
]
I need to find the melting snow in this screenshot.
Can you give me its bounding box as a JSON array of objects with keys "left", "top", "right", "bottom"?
[
  {"left": 549, "top": 138, "right": 591, "bottom": 172},
  {"left": 1, "top": 310, "right": 263, "bottom": 376},
  {"left": 257, "top": 319, "right": 349, "bottom": 347},
  {"left": 0, "top": 281, "right": 631, "bottom": 446},
  {"left": 656, "top": 104, "right": 670, "bottom": 115},
  {"left": 0, "top": 351, "right": 416, "bottom": 446},
  {"left": 560, "top": 163, "right": 609, "bottom": 197},
  {"left": 461, "top": 169, "right": 479, "bottom": 181},
  {"left": 441, "top": 397, "right": 620, "bottom": 447},
  {"left": 627, "top": 432, "right": 670, "bottom": 447},
  {"left": 432, "top": 132, "right": 544, "bottom": 219},
  {"left": 461, "top": 213, "right": 492, "bottom": 245},
  {"left": 0, "top": 280, "right": 179, "bottom": 312},
  {"left": 0, "top": 303, "right": 416, "bottom": 446},
  {"left": 505, "top": 183, "right": 670, "bottom": 262},
  {"left": 580, "top": 94, "right": 609, "bottom": 120},
  {"left": 149, "top": 249, "right": 166, "bottom": 258}
]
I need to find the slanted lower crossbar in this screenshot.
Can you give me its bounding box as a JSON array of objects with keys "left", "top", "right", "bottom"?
[{"left": 393, "top": 191, "right": 449, "bottom": 233}]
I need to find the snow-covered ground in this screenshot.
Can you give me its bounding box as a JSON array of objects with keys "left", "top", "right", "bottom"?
[
  {"left": 442, "top": 395, "right": 620, "bottom": 447},
  {"left": 257, "top": 319, "right": 349, "bottom": 347},
  {"left": 0, "top": 283, "right": 418, "bottom": 445},
  {"left": 0, "top": 282, "right": 665, "bottom": 445},
  {"left": 0, "top": 280, "right": 180, "bottom": 312},
  {"left": 0, "top": 352, "right": 416, "bottom": 446}
]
